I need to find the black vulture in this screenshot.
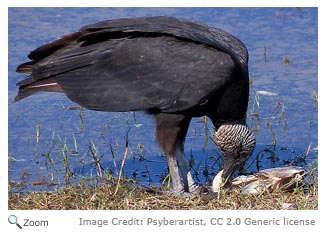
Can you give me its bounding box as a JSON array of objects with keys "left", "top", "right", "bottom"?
[{"left": 15, "top": 16, "right": 256, "bottom": 195}]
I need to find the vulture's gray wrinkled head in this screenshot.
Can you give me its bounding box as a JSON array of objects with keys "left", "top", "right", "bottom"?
[{"left": 213, "top": 124, "right": 256, "bottom": 192}]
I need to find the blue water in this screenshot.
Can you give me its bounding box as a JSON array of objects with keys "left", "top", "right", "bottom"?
[{"left": 8, "top": 8, "right": 318, "bottom": 192}]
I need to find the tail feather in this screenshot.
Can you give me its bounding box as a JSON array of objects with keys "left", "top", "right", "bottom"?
[
  {"left": 16, "top": 61, "right": 35, "bottom": 73},
  {"left": 15, "top": 89, "right": 40, "bottom": 102},
  {"left": 14, "top": 78, "right": 63, "bottom": 102}
]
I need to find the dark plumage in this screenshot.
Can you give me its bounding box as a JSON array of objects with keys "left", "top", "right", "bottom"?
[{"left": 15, "top": 16, "right": 256, "bottom": 195}]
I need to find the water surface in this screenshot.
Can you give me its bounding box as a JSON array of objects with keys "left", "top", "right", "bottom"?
[{"left": 8, "top": 8, "right": 318, "bottom": 192}]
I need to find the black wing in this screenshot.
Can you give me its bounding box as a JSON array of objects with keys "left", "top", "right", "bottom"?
[{"left": 15, "top": 16, "right": 248, "bottom": 114}]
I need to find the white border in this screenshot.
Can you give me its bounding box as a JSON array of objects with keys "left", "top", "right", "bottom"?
[{"left": 2, "top": 0, "right": 323, "bottom": 234}]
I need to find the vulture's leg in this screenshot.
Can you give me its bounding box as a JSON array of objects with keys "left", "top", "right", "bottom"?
[
  {"left": 155, "top": 113, "right": 197, "bottom": 194},
  {"left": 174, "top": 139, "right": 198, "bottom": 193}
]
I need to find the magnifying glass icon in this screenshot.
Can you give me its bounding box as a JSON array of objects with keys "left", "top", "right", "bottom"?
[{"left": 8, "top": 215, "right": 22, "bottom": 229}]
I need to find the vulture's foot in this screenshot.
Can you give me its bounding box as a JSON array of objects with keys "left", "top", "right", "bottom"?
[{"left": 167, "top": 183, "right": 202, "bottom": 198}]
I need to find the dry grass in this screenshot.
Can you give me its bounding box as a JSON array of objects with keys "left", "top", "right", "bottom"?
[{"left": 8, "top": 180, "right": 317, "bottom": 210}]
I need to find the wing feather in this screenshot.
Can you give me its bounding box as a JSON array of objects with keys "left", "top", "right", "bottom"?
[{"left": 15, "top": 17, "right": 245, "bottom": 114}]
